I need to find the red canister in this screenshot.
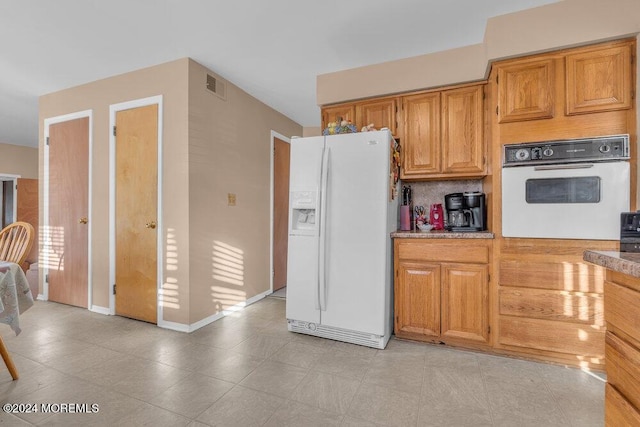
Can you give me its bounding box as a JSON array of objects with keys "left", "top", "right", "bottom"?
[{"left": 430, "top": 203, "right": 444, "bottom": 230}]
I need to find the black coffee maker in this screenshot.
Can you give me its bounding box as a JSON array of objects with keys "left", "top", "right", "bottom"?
[
  {"left": 462, "top": 191, "right": 487, "bottom": 231},
  {"left": 444, "top": 192, "right": 487, "bottom": 231},
  {"left": 444, "top": 193, "right": 468, "bottom": 228}
]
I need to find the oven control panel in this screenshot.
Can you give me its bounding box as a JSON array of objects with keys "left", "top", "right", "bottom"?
[{"left": 503, "top": 134, "right": 629, "bottom": 167}]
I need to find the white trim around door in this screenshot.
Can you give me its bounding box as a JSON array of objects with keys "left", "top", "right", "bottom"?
[
  {"left": 43, "top": 110, "right": 93, "bottom": 308},
  {"left": 269, "top": 130, "right": 291, "bottom": 294},
  {"left": 108, "top": 95, "right": 164, "bottom": 324},
  {"left": 0, "top": 174, "right": 20, "bottom": 229}
]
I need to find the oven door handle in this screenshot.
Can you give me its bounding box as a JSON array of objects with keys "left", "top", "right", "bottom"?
[{"left": 533, "top": 163, "right": 594, "bottom": 171}]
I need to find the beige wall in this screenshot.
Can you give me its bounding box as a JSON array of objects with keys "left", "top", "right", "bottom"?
[
  {"left": 317, "top": 0, "right": 640, "bottom": 105},
  {"left": 187, "top": 60, "right": 302, "bottom": 323},
  {"left": 0, "top": 143, "right": 38, "bottom": 178},
  {"left": 39, "top": 59, "right": 190, "bottom": 321},
  {"left": 303, "top": 126, "right": 322, "bottom": 137},
  {"left": 39, "top": 57, "right": 302, "bottom": 328}
]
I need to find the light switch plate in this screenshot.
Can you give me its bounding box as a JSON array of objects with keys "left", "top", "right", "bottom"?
[{"left": 228, "top": 193, "right": 236, "bottom": 206}]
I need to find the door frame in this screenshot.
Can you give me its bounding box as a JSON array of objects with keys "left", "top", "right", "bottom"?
[
  {"left": 108, "top": 96, "right": 164, "bottom": 322},
  {"left": 43, "top": 110, "right": 93, "bottom": 306},
  {"left": 0, "top": 174, "right": 20, "bottom": 228},
  {"left": 269, "top": 130, "right": 291, "bottom": 293}
]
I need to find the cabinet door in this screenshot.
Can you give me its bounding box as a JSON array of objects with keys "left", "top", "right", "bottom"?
[
  {"left": 497, "top": 58, "right": 554, "bottom": 123},
  {"left": 566, "top": 44, "right": 633, "bottom": 115},
  {"left": 441, "top": 263, "right": 489, "bottom": 344},
  {"left": 356, "top": 98, "right": 398, "bottom": 135},
  {"left": 321, "top": 104, "right": 355, "bottom": 129},
  {"left": 402, "top": 92, "right": 441, "bottom": 176},
  {"left": 395, "top": 261, "right": 440, "bottom": 338},
  {"left": 441, "top": 85, "right": 484, "bottom": 174}
]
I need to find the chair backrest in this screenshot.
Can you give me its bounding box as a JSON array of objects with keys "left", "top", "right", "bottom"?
[{"left": 0, "top": 222, "right": 35, "bottom": 267}]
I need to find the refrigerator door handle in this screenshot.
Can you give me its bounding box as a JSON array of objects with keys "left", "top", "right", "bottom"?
[{"left": 318, "top": 146, "right": 330, "bottom": 312}]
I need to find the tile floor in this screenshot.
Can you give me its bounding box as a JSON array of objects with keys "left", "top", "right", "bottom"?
[{"left": 0, "top": 297, "right": 605, "bottom": 426}]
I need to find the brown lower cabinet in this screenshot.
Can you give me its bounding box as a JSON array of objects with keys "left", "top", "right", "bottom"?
[
  {"left": 603, "top": 270, "right": 640, "bottom": 425},
  {"left": 394, "top": 239, "right": 491, "bottom": 348}
]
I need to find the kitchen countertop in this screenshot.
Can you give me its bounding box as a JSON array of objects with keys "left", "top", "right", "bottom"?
[
  {"left": 583, "top": 250, "right": 640, "bottom": 278},
  {"left": 391, "top": 230, "right": 494, "bottom": 239}
]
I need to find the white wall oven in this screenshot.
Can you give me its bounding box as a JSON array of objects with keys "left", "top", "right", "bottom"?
[{"left": 502, "top": 135, "right": 630, "bottom": 240}]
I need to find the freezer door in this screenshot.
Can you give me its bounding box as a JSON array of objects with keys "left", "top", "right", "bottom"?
[
  {"left": 320, "top": 131, "right": 392, "bottom": 335},
  {"left": 286, "top": 235, "right": 320, "bottom": 323},
  {"left": 285, "top": 136, "right": 324, "bottom": 323}
]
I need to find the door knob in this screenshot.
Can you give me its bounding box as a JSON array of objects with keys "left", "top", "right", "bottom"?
[
  {"left": 145, "top": 221, "right": 157, "bottom": 229},
  {"left": 79, "top": 217, "right": 88, "bottom": 224}
]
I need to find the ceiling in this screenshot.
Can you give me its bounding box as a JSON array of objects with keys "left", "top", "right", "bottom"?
[{"left": 0, "top": 0, "right": 559, "bottom": 148}]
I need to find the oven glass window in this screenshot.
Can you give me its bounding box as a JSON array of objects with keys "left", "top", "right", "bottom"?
[{"left": 525, "top": 176, "right": 601, "bottom": 203}]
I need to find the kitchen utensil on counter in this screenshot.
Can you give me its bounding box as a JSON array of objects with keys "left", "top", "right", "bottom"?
[
  {"left": 414, "top": 205, "right": 426, "bottom": 227},
  {"left": 400, "top": 185, "right": 413, "bottom": 231},
  {"left": 430, "top": 204, "right": 444, "bottom": 230},
  {"left": 402, "top": 185, "right": 412, "bottom": 206},
  {"left": 417, "top": 223, "right": 433, "bottom": 231},
  {"left": 400, "top": 206, "right": 411, "bottom": 231}
]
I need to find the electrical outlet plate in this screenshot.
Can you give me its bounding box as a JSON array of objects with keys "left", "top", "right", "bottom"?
[{"left": 228, "top": 193, "right": 236, "bottom": 206}]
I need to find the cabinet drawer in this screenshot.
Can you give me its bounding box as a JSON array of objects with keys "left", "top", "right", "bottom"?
[
  {"left": 500, "top": 259, "right": 604, "bottom": 292},
  {"left": 499, "top": 317, "right": 604, "bottom": 358},
  {"left": 606, "top": 332, "right": 640, "bottom": 411},
  {"left": 604, "top": 281, "right": 640, "bottom": 349},
  {"left": 499, "top": 288, "right": 603, "bottom": 326},
  {"left": 605, "top": 383, "right": 640, "bottom": 426},
  {"left": 397, "top": 241, "right": 489, "bottom": 264}
]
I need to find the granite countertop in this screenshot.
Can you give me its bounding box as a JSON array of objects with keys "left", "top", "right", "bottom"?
[
  {"left": 584, "top": 250, "right": 640, "bottom": 278},
  {"left": 392, "top": 230, "right": 495, "bottom": 239}
]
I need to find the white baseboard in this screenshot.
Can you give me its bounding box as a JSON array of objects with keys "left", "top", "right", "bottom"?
[
  {"left": 43, "top": 289, "right": 271, "bottom": 333},
  {"left": 89, "top": 305, "right": 111, "bottom": 315},
  {"left": 158, "top": 290, "right": 270, "bottom": 333}
]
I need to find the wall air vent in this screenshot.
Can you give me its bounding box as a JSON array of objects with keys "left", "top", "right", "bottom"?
[{"left": 206, "top": 74, "right": 226, "bottom": 100}]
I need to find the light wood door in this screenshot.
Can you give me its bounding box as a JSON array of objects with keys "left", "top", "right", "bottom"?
[
  {"left": 321, "top": 104, "right": 355, "bottom": 129},
  {"left": 566, "top": 43, "right": 633, "bottom": 115},
  {"left": 356, "top": 98, "right": 398, "bottom": 135},
  {"left": 273, "top": 137, "right": 290, "bottom": 291},
  {"left": 48, "top": 118, "right": 89, "bottom": 308},
  {"left": 402, "top": 92, "right": 441, "bottom": 177},
  {"left": 441, "top": 85, "right": 484, "bottom": 174},
  {"left": 497, "top": 58, "right": 555, "bottom": 123},
  {"left": 441, "top": 263, "right": 489, "bottom": 344},
  {"left": 16, "top": 178, "right": 38, "bottom": 265},
  {"left": 395, "top": 261, "right": 440, "bottom": 338},
  {"left": 115, "top": 104, "right": 158, "bottom": 324}
]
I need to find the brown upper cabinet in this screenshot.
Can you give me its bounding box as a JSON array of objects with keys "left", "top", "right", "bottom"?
[
  {"left": 355, "top": 97, "right": 399, "bottom": 135},
  {"left": 321, "top": 97, "right": 399, "bottom": 136},
  {"left": 402, "top": 84, "right": 485, "bottom": 179},
  {"left": 494, "top": 38, "right": 635, "bottom": 124},
  {"left": 402, "top": 91, "right": 441, "bottom": 175},
  {"left": 321, "top": 104, "right": 355, "bottom": 129},
  {"left": 565, "top": 42, "right": 634, "bottom": 115},
  {"left": 321, "top": 84, "right": 485, "bottom": 180},
  {"left": 496, "top": 58, "right": 555, "bottom": 123}
]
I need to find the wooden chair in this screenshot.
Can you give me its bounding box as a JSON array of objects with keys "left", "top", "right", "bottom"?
[
  {"left": 0, "top": 221, "right": 35, "bottom": 380},
  {"left": 0, "top": 221, "right": 35, "bottom": 270}
]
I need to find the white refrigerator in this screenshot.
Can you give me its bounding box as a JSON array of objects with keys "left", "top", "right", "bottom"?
[{"left": 286, "top": 129, "right": 398, "bottom": 349}]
